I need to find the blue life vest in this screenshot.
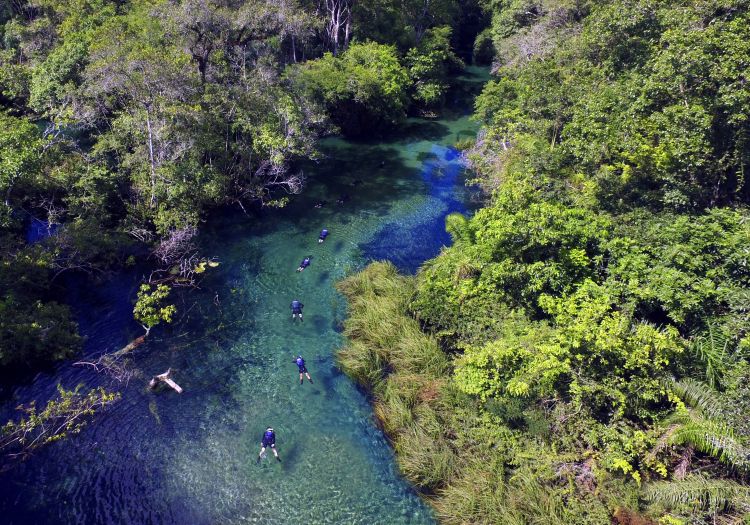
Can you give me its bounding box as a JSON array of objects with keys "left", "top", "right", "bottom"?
[
  {"left": 301, "top": 258, "right": 310, "bottom": 267},
  {"left": 296, "top": 357, "right": 305, "bottom": 370},
  {"left": 320, "top": 229, "right": 329, "bottom": 238},
  {"left": 263, "top": 430, "right": 275, "bottom": 446},
  {"left": 291, "top": 300, "right": 302, "bottom": 311}
]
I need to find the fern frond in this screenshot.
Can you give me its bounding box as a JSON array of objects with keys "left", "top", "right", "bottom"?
[
  {"left": 690, "top": 325, "right": 729, "bottom": 388},
  {"left": 669, "top": 377, "right": 724, "bottom": 419},
  {"left": 670, "top": 419, "right": 750, "bottom": 470},
  {"left": 644, "top": 475, "right": 750, "bottom": 512}
]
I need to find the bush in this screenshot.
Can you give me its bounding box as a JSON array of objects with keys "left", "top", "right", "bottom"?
[{"left": 292, "top": 42, "right": 409, "bottom": 136}]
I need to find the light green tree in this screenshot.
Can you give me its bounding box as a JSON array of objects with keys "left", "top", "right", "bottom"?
[{"left": 133, "top": 283, "right": 176, "bottom": 336}]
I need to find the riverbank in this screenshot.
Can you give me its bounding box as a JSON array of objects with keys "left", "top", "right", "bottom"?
[{"left": 336, "top": 263, "right": 629, "bottom": 525}]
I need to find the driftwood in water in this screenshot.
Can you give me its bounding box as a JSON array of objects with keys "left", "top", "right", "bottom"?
[
  {"left": 148, "top": 368, "right": 183, "bottom": 393},
  {"left": 117, "top": 335, "right": 146, "bottom": 355},
  {"left": 74, "top": 335, "right": 146, "bottom": 384}
]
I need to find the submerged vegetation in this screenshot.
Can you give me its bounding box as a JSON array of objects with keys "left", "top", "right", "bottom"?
[{"left": 339, "top": 0, "right": 750, "bottom": 524}]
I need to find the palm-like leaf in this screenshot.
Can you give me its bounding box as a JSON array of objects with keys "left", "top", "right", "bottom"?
[
  {"left": 690, "top": 325, "right": 729, "bottom": 388},
  {"left": 644, "top": 475, "right": 750, "bottom": 512},
  {"left": 657, "top": 378, "right": 750, "bottom": 471},
  {"left": 668, "top": 377, "right": 724, "bottom": 419},
  {"left": 669, "top": 419, "right": 750, "bottom": 470}
]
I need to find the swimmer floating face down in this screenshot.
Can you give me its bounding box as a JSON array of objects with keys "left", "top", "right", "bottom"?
[
  {"left": 258, "top": 427, "right": 280, "bottom": 462},
  {"left": 296, "top": 257, "right": 311, "bottom": 272},
  {"left": 294, "top": 355, "right": 313, "bottom": 385},
  {"left": 290, "top": 299, "right": 304, "bottom": 320}
]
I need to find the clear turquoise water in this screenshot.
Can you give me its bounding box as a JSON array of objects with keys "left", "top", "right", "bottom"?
[{"left": 0, "top": 67, "right": 486, "bottom": 525}]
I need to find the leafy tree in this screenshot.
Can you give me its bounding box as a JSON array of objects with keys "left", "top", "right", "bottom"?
[
  {"left": 0, "top": 112, "right": 46, "bottom": 225},
  {"left": 0, "top": 293, "right": 81, "bottom": 371},
  {"left": 352, "top": 0, "right": 460, "bottom": 50},
  {"left": 406, "top": 26, "right": 464, "bottom": 109},
  {"left": 292, "top": 41, "right": 409, "bottom": 136},
  {"left": 133, "top": 283, "right": 176, "bottom": 336}
]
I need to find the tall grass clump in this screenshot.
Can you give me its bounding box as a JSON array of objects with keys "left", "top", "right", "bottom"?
[{"left": 337, "top": 262, "right": 455, "bottom": 490}]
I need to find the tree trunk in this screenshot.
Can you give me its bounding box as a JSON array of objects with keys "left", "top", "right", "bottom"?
[
  {"left": 144, "top": 105, "right": 157, "bottom": 208},
  {"left": 324, "top": 0, "right": 351, "bottom": 55}
]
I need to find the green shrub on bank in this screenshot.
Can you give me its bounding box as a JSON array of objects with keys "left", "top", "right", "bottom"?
[
  {"left": 338, "top": 262, "right": 624, "bottom": 522},
  {"left": 291, "top": 43, "right": 410, "bottom": 137}
]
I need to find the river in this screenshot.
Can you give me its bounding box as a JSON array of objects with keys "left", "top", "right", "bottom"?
[{"left": 0, "top": 67, "right": 487, "bottom": 525}]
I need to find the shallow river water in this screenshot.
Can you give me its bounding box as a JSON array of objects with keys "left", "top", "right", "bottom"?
[{"left": 0, "top": 68, "right": 487, "bottom": 525}]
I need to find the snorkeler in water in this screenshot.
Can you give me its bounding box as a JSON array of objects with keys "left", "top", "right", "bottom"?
[
  {"left": 318, "top": 228, "right": 329, "bottom": 243},
  {"left": 297, "top": 256, "right": 311, "bottom": 272},
  {"left": 290, "top": 299, "right": 304, "bottom": 320},
  {"left": 293, "top": 355, "right": 313, "bottom": 385},
  {"left": 257, "top": 427, "right": 280, "bottom": 462}
]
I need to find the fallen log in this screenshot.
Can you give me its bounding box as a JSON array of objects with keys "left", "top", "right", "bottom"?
[
  {"left": 148, "top": 368, "right": 183, "bottom": 394},
  {"left": 118, "top": 335, "right": 146, "bottom": 355}
]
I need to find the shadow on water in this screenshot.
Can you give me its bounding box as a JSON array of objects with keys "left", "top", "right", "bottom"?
[
  {"left": 389, "top": 119, "right": 452, "bottom": 143},
  {"left": 0, "top": 66, "right": 488, "bottom": 525}
]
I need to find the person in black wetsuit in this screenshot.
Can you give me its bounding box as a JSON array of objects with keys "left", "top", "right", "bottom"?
[
  {"left": 318, "top": 228, "right": 329, "bottom": 244},
  {"left": 290, "top": 299, "right": 304, "bottom": 320},
  {"left": 258, "top": 427, "right": 280, "bottom": 462},
  {"left": 296, "top": 256, "right": 311, "bottom": 272},
  {"left": 294, "top": 355, "right": 313, "bottom": 385}
]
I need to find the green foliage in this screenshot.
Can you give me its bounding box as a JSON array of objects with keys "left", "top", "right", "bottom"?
[
  {"left": 133, "top": 283, "right": 176, "bottom": 335},
  {"left": 472, "top": 27, "right": 494, "bottom": 65},
  {"left": 414, "top": 183, "right": 611, "bottom": 331},
  {"left": 0, "top": 293, "right": 80, "bottom": 370},
  {"left": 405, "top": 26, "right": 464, "bottom": 109},
  {"left": 644, "top": 475, "right": 750, "bottom": 515},
  {"left": 338, "top": 262, "right": 626, "bottom": 522},
  {"left": 337, "top": 262, "right": 454, "bottom": 490},
  {"left": 688, "top": 325, "right": 730, "bottom": 388},
  {"left": 338, "top": 2, "right": 750, "bottom": 524},
  {"left": 0, "top": 384, "right": 120, "bottom": 460},
  {"left": 292, "top": 42, "right": 409, "bottom": 136},
  {"left": 0, "top": 112, "right": 46, "bottom": 224},
  {"left": 352, "top": 0, "right": 460, "bottom": 51},
  {"left": 475, "top": 0, "right": 750, "bottom": 210}
]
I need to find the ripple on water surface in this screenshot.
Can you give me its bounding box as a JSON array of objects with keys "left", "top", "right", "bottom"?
[{"left": 0, "top": 69, "right": 486, "bottom": 525}]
